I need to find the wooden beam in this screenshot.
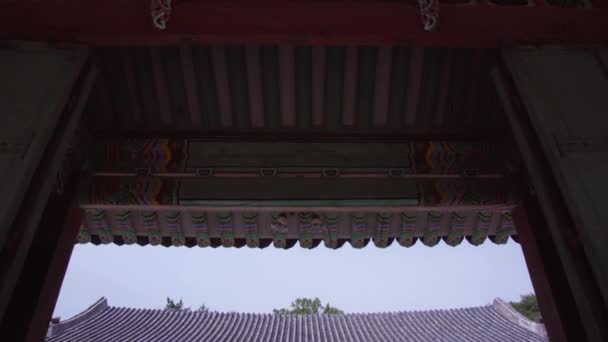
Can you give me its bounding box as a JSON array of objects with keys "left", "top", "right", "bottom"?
[
  {"left": 88, "top": 129, "right": 502, "bottom": 142},
  {"left": 312, "top": 46, "right": 325, "bottom": 127},
  {"left": 179, "top": 45, "right": 202, "bottom": 126},
  {"left": 493, "top": 68, "right": 608, "bottom": 341},
  {"left": 342, "top": 46, "right": 357, "bottom": 127},
  {"left": 0, "top": 47, "right": 88, "bottom": 247},
  {"left": 0, "top": 60, "right": 96, "bottom": 325},
  {"left": 434, "top": 51, "right": 452, "bottom": 126},
  {"left": 279, "top": 46, "right": 296, "bottom": 127},
  {"left": 513, "top": 203, "right": 575, "bottom": 342},
  {"left": 211, "top": 46, "right": 233, "bottom": 127},
  {"left": 1, "top": 1, "right": 608, "bottom": 46},
  {"left": 404, "top": 48, "right": 424, "bottom": 126},
  {"left": 246, "top": 46, "right": 264, "bottom": 128},
  {"left": 0, "top": 191, "right": 83, "bottom": 342},
  {"left": 121, "top": 49, "right": 142, "bottom": 124},
  {"left": 150, "top": 47, "right": 172, "bottom": 125},
  {"left": 373, "top": 47, "right": 392, "bottom": 127}
]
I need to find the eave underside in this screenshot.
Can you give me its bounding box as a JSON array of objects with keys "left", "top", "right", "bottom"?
[{"left": 75, "top": 44, "right": 521, "bottom": 249}]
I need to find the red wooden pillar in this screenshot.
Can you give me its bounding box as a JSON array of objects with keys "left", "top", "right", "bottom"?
[
  {"left": 514, "top": 200, "right": 582, "bottom": 342},
  {"left": 0, "top": 45, "right": 95, "bottom": 341},
  {"left": 0, "top": 185, "right": 83, "bottom": 342},
  {"left": 494, "top": 67, "right": 608, "bottom": 341}
]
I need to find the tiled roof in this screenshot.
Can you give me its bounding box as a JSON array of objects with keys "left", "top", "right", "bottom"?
[{"left": 48, "top": 298, "right": 547, "bottom": 342}]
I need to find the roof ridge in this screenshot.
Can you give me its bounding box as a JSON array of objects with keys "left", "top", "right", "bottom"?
[
  {"left": 101, "top": 303, "right": 498, "bottom": 318},
  {"left": 54, "top": 297, "right": 108, "bottom": 325},
  {"left": 49, "top": 297, "right": 108, "bottom": 339},
  {"left": 492, "top": 298, "right": 547, "bottom": 338}
]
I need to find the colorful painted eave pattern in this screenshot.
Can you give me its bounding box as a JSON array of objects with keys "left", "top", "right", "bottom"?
[{"left": 77, "top": 208, "right": 517, "bottom": 249}]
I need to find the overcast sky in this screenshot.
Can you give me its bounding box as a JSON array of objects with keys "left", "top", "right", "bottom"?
[{"left": 54, "top": 240, "right": 533, "bottom": 319}]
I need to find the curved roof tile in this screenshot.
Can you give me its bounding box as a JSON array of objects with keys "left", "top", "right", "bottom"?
[{"left": 48, "top": 298, "right": 546, "bottom": 342}]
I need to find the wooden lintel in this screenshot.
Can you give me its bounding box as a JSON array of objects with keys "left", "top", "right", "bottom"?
[{"left": 1, "top": 1, "right": 608, "bottom": 46}]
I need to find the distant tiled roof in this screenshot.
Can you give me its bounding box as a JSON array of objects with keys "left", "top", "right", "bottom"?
[{"left": 48, "top": 298, "right": 547, "bottom": 342}]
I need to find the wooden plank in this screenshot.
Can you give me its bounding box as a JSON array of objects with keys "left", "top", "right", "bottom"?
[
  {"left": 121, "top": 49, "right": 142, "bottom": 124},
  {"left": 150, "top": 47, "right": 172, "bottom": 125},
  {"left": 404, "top": 48, "right": 423, "bottom": 126},
  {"left": 312, "top": 46, "right": 325, "bottom": 127},
  {"left": 279, "top": 46, "right": 296, "bottom": 127},
  {"left": 246, "top": 46, "right": 264, "bottom": 128},
  {"left": 184, "top": 142, "right": 415, "bottom": 168},
  {"left": 2, "top": 1, "right": 608, "bottom": 46},
  {"left": 0, "top": 191, "right": 83, "bottom": 342},
  {"left": 179, "top": 45, "right": 202, "bottom": 126},
  {"left": 504, "top": 47, "right": 608, "bottom": 307},
  {"left": 211, "top": 46, "right": 233, "bottom": 127},
  {"left": 342, "top": 46, "right": 357, "bottom": 126},
  {"left": 493, "top": 68, "right": 608, "bottom": 341},
  {"left": 434, "top": 50, "right": 452, "bottom": 126},
  {"left": 0, "top": 46, "right": 87, "bottom": 248},
  {"left": 373, "top": 47, "right": 392, "bottom": 126},
  {"left": 514, "top": 204, "right": 572, "bottom": 342},
  {"left": 0, "top": 59, "right": 96, "bottom": 324},
  {"left": 83, "top": 176, "right": 512, "bottom": 209}
]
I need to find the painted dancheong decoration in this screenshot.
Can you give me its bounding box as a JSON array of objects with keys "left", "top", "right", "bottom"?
[
  {"left": 424, "top": 212, "right": 442, "bottom": 247},
  {"left": 374, "top": 213, "right": 393, "bottom": 248},
  {"left": 399, "top": 213, "right": 417, "bottom": 247},
  {"left": 243, "top": 212, "right": 259, "bottom": 248},
  {"left": 167, "top": 212, "right": 184, "bottom": 247},
  {"left": 77, "top": 140, "right": 517, "bottom": 249},
  {"left": 445, "top": 213, "right": 466, "bottom": 247},
  {"left": 298, "top": 212, "right": 316, "bottom": 249},
  {"left": 493, "top": 212, "right": 514, "bottom": 245},
  {"left": 192, "top": 213, "right": 209, "bottom": 248},
  {"left": 143, "top": 211, "right": 161, "bottom": 246},
  {"left": 470, "top": 212, "right": 493, "bottom": 246},
  {"left": 149, "top": 0, "right": 440, "bottom": 32},
  {"left": 115, "top": 211, "right": 136, "bottom": 245},
  {"left": 77, "top": 209, "right": 517, "bottom": 249},
  {"left": 77, "top": 225, "right": 91, "bottom": 244},
  {"left": 90, "top": 210, "right": 112, "bottom": 244},
  {"left": 271, "top": 212, "right": 289, "bottom": 248},
  {"left": 218, "top": 213, "right": 234, "bottom": 248},
  {"left": 350, "top": 213, "right": 368, "bottom": 249},
  {"left": 92, "top": 140, "right": 502, "bottom": 176},
  {"left": 322, "top": 213, "right": 339, "bottom": 249}
]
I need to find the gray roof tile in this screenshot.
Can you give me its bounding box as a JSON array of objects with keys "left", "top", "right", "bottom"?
[{"left": 48, "top": 298, "right": 547, "bottom": 342}]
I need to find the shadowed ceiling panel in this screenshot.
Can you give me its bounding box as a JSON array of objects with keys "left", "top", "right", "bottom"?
[{"left": 87, "top": 45, "right": 502, "bottom": 137}]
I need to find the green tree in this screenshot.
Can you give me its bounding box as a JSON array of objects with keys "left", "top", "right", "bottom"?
[
  {"left": 165, "top": 297, "right": 212, "bottom": 313},
  {"left": 273, "top": 298, "right": 344, "bottom": 315},
  {"left": 510, "top": 294, "right": 542, "bottom": 322},
  {"left": 197, "top": 303, "right": 210, "bottom": 314},
  {"left": 165, "top": 297, "right": 189, "bottom": 311}
]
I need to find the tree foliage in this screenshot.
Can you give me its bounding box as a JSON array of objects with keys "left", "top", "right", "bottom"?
[
  {"left": 165, "top": 297, "right": 188, "bottom": 311},
  {"left": 510, "top": 294, "right": 542, "bottom": 322},
  {"left": 165, "top": 297, "right": 211, "bottom": 313},
  {"left": 198, "top": 304, "right": 210, "bottom": 314},
  {"left": 273, "top": 298, "right": 344, "bottom": 315}
]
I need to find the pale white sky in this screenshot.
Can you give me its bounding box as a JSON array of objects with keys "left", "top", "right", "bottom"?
[{"left": 54, "top": 240, "right": 533, "bottom": 319}]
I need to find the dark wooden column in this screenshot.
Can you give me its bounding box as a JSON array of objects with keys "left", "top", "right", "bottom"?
[
  {"left": 0, "top": 181, "right": 83, "bottom": 342},
  {"left": 514, "top": 200, "right": 583, "bottom": 342},
  {"left": 0, "top": 46, "right": 96, "bottom": 340},
  {"left": 494, "top": 68, "right": 608, "bottom": 341}
]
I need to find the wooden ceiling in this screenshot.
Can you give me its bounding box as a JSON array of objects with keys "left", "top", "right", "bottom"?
[{"left": 85, "top": 45, "right": 505, "bottom": 140}]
